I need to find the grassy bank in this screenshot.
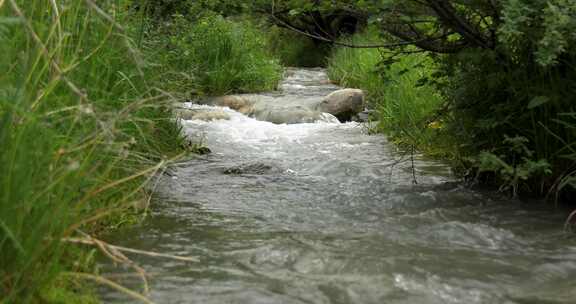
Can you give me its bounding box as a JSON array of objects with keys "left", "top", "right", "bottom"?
[
  {"left": 1, "top": 1, "right": 291, "bottom": 301},
  {"left": 327, "top": 28, "right": 576, "bottom": 200},
  {"left": 327, "top": 30, "right": 446, "bottom": 154},
  {"left": 140, "top": 14, "right": 283, "bottom": 96},
  {"left": 0, "top": 1, "right": 186, "bottom": 302}
]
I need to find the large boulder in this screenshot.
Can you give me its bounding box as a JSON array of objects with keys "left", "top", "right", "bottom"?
[{"left": 315, "top": 89, "right": 364, "bottom": 122}]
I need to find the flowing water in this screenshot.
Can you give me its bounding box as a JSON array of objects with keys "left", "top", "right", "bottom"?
[{"left": 101, "top": 68, "right": 576, "bottom": 304}]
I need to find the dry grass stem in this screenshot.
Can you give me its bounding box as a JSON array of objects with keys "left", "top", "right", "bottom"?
[
  {"left": 63, "top": 272, "right": 155, "bottom": 304},
  {"left": 63, "top": 237, "right": 200, "bottom": 262},
  {"left": 8, "top": 0, "right": 89, "bottom": 104}
]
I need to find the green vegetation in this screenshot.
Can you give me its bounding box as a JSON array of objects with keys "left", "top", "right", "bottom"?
[
  {"left": 0, "top": 0, "right": 186, "bottom": 302},
  {"left": 3, "top": 0, "right": 576, "bottom": 301},
  {"left": 328, "top": 30, "right": 445, "bottom": 153},
  {"left": 0, "top": 0, "right": 290, "bottom": 301},
  {"left": 298, "top": 0, "right": 576, "bottom": 199},
  {"left": 143, "top": 14, "right": 282, "bottom": 95}
]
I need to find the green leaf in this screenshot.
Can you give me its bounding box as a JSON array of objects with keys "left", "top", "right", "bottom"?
[
  {"left": 0, "top": 17, "right": 22, "bottom": 25},
  {"left": 288, "top": 9, "right": 301, "bottom": 16},
  {"left": 0, "top": 218, "right": 26, "bottom": 256},
  {"left": 527, "top": 96, "right": 549, "bottom": 109}
]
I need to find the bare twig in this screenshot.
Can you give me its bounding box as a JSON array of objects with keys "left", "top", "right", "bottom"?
[
  {"left": 411, "top": 145, "right": 418, "bottom": 185},
  {"left": 387, "top": 150, "right": 412, "bottom": 183},
  {"left": 75, "top": 231, "right": 150, "bottom": 295},
  {"left": 63, "top": 237, "right": 200, "bottom": 263},
  {"left": 564, "top": 209, "right": 576, "bottom": 232}
]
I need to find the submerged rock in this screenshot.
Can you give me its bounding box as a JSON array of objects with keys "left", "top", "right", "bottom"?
[{"left": 223, "top": 163, "right": 275, "bottom": 175}]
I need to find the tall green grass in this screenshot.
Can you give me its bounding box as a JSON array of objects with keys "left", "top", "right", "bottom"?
[
  {"left": 0, "top": 1, "right": 184, "bottom": 302},
  {"left": 327, "top": 29, "right": 382, "bottom": 91},
  {"left": 144, "top": 14, "right": 282, "bottom": 96},
  {"left": 327, "top": 29, "right": 445, "bottom": 153}
]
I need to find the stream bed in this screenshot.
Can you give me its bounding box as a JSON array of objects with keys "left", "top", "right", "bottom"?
[{"left": 101, "top": 68, "right": 576, "bottom": 304}]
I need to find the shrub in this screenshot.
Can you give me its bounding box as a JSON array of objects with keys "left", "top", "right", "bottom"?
[{"left": 437, "top": 46, "right": 576, "bottom": 196}]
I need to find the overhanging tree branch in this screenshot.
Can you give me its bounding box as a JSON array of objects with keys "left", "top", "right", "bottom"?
[
  {"left": 270, "top": 12, "right": 456, "bottom": 50},
  {"left": 425, "top": 0, "right": 494, "bottom": 49}
]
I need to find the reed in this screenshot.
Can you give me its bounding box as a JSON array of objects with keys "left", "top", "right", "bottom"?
[{"left": 0, "top": 0, "right": 184, "bottom": 302}]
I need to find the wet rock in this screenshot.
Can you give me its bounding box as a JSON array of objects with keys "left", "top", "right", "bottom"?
[
  {"left": 251, "top": 103, "right": 325, "bottom": 124},
  {"left": 180, "top": 138, "right": 211, "bottom": 154},
  {"left": 223, "top": 163, "right": 275, "bottom": 175},
  {"left": 194, "top": 146, "right": 212, "bottom": 155},
  {"left": 211, "top": 95, "right": 255, "bottom": 113},
  {"left": 315, "top": 88, "right": 364, "bottom": 122},
  {"left": 190, "top": 88, "right": 364, "bottom": 124}
]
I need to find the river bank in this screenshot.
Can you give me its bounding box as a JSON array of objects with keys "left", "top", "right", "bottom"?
[{"left": 0, "top": 2, "right": 189, "bottom": 302}]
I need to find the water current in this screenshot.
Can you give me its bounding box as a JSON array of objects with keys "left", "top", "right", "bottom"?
[{"left": 101, "top": 68, "right": 576, "bottom": 304}]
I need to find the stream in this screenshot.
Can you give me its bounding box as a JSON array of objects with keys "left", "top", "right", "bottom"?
[{"left": 101, "top": 68, "right": 576, "bottom": 304}]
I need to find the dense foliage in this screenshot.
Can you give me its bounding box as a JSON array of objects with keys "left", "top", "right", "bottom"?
[{"left": 266, "top": 0, "right": 576, "bottom": 198}]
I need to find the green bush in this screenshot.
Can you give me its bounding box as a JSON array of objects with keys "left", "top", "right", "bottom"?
[
  {"left": 437, "top": 46, "right": 576, "bottom": 196},
  {"left": 0, "top": 1, "right": 184, "bottom": 302},
  {"left": 146, "top": 15, "right": 282, "bottom": 95}
]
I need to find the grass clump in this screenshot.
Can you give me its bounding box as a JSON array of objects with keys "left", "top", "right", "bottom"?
[
  {"left": 328, "top": 29, "right": 445, "bottom": 153},
  {"left": 144, "top": 14, "right": 282, "bottom": 96},
  {"left": 0, "top": 0, "right": 185, "bottom": 302}
]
